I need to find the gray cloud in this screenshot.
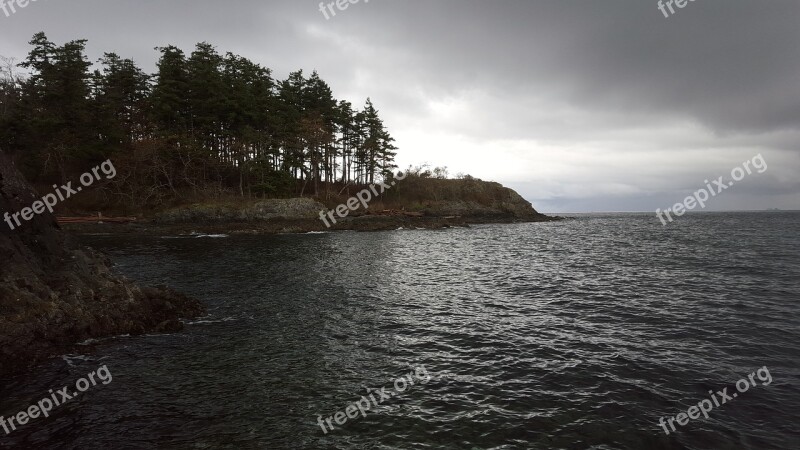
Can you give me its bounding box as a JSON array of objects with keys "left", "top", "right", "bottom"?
[{"left": 1, "top": 0, "right": 798, "bottom": 212}]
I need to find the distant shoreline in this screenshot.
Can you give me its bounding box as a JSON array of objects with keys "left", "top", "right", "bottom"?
[
  {"left": 58, "top": 177, "right": 564, "bottom": 234},
  {"left": 61, "top": 213, "right": 562, "bottom": 236}
]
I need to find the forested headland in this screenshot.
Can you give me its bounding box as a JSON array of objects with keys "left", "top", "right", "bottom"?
[
  {"left": 0, "top": 32, "right": 400, "bottom": 209},
  {"left": 0, "top": 32, "right": 552, "bottom": 227}
]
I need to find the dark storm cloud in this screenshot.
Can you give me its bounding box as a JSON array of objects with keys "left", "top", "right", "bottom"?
[{"left": 338, "top": 0, "right": 800, "bottom": 135}]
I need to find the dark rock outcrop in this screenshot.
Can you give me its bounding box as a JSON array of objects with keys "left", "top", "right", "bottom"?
[
  {"left": 415, "top": 187, "right": 550, "bottom": 222},
  {"left": 0, "top": 150, "right": 204, "bottom": 377}
]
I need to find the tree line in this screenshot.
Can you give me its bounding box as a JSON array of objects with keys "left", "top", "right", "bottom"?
[{"left": 0, "top": 33, "right": 398, "bottom": 205}]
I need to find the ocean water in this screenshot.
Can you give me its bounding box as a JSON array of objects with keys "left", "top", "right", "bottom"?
[{"left": 1, "top": 212, "right": 799, "bottom": 449}]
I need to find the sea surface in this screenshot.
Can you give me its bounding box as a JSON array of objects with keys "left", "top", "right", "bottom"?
[{"left": 2, "top": 212, "right": 799, "bottom": 449}]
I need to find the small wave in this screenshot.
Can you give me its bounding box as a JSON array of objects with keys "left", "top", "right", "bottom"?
[
  {"left": 76, "top": 334, "right": 132, "bottom": 346},
  {"left": 61, "top": 354, "right": 94, "bottom": 366},
  {"left": 184, "top": 316, "right": 238, "bottom": 325},
  {"left": 161, "top": 233, "right": 230, "bottom": 239}
]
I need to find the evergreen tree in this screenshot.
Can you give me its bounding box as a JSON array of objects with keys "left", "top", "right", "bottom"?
[
  {"left": 16, "top": 32, "right": 93, "bottom": 181},
  {"left": 93, "top": 53, "right": 150, "bottom": 149},
  {"left": 151, "top": 45, "right": 190, "bottom": 134}
]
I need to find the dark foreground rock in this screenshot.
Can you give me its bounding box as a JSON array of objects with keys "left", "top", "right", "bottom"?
[{"left": 0, "top": 151, "right": 204, "bottom": 377}]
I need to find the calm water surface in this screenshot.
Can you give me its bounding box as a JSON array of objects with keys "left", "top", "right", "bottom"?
[{"left": 1, "top": 212, "right": 799, "bottom": 449}]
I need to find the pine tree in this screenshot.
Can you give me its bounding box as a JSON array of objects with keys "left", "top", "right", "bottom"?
[
  {"left": 17, "top": 32, "right": 93, "bottom": 182},
  {"left": 151, "top": 45, "right": 189, "bottom": 134},
  {"left": 93, "top": 53, "right": 150, "bottom": 149}
]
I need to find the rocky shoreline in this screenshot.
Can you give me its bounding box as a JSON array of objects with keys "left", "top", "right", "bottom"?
[
  {"left": 60, "top": 213, "right": 560, "bottom": 236},
  {"left": 60, "top": 193, "right": 561, "bottom": 235},
  {"left": 0, "top": 151, "right": 205, "bottom": 377}
]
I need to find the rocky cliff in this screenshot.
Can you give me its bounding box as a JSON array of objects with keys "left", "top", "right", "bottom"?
[{"left": 0, "top": 150, "right": 204, "bottom": 377}]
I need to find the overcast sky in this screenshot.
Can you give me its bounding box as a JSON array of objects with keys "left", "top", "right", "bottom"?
[{"left": 2, "top": 0, "right": 798, "bottom": 212}]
